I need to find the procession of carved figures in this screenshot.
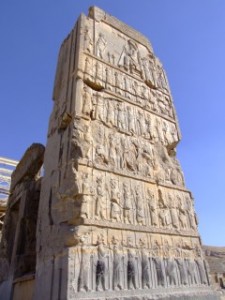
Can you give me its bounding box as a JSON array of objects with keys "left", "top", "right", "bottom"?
[
  {"left": 81, "top": 86, "right": 177, "bottom": 144},
  {"left": 69, "top": 232, "right": 208, "bottom": 294},
  {"left": 72, "top": 116, "right": 183, "bottom": 187},
  {"left": 83, "top": 56, "right": 174, "bottom": 120},
  {"left": 75, "top": 171, "right": 197, "bottom": 231}
]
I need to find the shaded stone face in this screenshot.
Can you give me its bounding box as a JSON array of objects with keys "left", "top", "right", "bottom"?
[
  {"left": 0, "top": 6, "right": 219, "bottom": 300},
  {"left": 0, "top": 144, "right": 44, "bottom": 300}
]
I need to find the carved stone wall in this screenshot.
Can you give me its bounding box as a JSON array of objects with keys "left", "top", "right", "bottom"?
[{"left": 31, "top": 6, "right": 218, "bottom": 300}]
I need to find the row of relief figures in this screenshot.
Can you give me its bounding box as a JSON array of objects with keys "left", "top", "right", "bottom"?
[
  {"left": 71, "top": 117, "right": 184, "bottom": 188},
  {"left": 68, "top": 168, "right": 196, "bottom": 231},
  {"left": 83, "top": 25, "right": 168, "bottom": 94},
  {"left": 79, "top": 83, "right": 178, "bottom": 145},
  {"left": 82, "top": 55, "right": 174, "bottom": 120},
  {"left": 68, "top": 229, "right": 208, "bottom": 294}
]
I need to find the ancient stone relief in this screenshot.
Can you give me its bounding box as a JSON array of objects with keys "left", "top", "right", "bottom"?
[
  {"left": 83, "top": 25, "right": 93, "bottom": 54},
  {"left": 69, "top": 230, "right": 209, "bottom": 294},
  {"left": 70, "top": 165, "right": 197, "bottom": 235},
  {"left": 28, "top": 8, "right": 215, "bottom": 300},
  {"left": 82, "top": 54, "right": 175, "bottom": 119}
]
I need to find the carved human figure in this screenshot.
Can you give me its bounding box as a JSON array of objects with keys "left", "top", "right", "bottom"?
[
  {"left": 96, "top": 235, "right": 107, "bottom": 291},
  {"left": 186, "top": 258, "right": 199, "bottom": 285},
  {"left": 145, "top": 115, "right": 153, "bottom": 140},
  {"left": 119, "top": 40, "right": 142, "bottom": 77},
  {"left": 152, "top": 239, "right": 161, "bottom": 257},
  {"left": 115, "top": 137, "right": 123, "bottom": 169},
  {"left": 134, "top": 185, "right": 145, "bottom": 225},
  {"left": 141, "top": 85, "right": 149, "bottom": 103},
  {"left": 127, "top": 237, "right": 138, "bottom": 289},
  {"left": 158, "top": 190, "right": 171, "bottom": 227},
  {"left": 195, "top": 258, "right": 208, "bottom": 285},
  {"left": 140, "top": 142, "right": 155, "bottom": 177},
  {"left": 194, "top": 245, "right": 208, "bottom": 285},
  {"left": 168, "top": 193, "right": 179, "bottom": 229},
  {"left": 133, "top": 81, "right": 142, "bottom": 105},
  {"left": 162, "top": 97, "right": 171, "bottom": 117},
  {"left": 169, "top": 122, "right": 178, "bottom": 144},
  {"left": 142, "top": 55, "right": 155, "bottom": 87},
  {"left": 95, "top": 177, "right": 107, "bottom": 220},
  {"left": 175, "top": 257, "right": 188, "bottom": 285},
  {"left": 186, "top": 195, "right": 197, "bottom": 229},
  {"left": 83, "top": 26, "right": 93, "bottom": 53},
  {"left": 158, "top": 95, "right": 169, "bottom": 117},
  {"left": 165, "top": 257, "right": 178, "bottom": 286},
  {"left": 111, "top": 237, "right": 123, "bottom": 290},
  {"left": 146, "top": 189, "right": 158, "bottom": 226},
  {"left": 95, "top": 61, "right": 104, "bottom": 87},
  {"left": 80, "top": 174, "right": 93, "bottom": 219},
  {"left": 107, "top": 52, "right": 112, "bottom": 64},
  {"left": 95, "top": 92, "right": 105, "bottom": 122},
  {"left": 155, "top": 60, "right": 168, "bottom": 90},
  {"left": 152, "top": 240, "right": 165, "bottom": 287},
  {"left": 177, "top": 195, "right": 187, "bottom": 229},
  {"left": 108, "top": 134, "right": 117, "bottom": 168},
  {"left": 123, "top": 77, "right": 132, "bottom": 99},
  {"left": 82, "top": 125, "right": 93, "bottom": 162},
  {"left": 139, "top": 239, "right": 151, "bottom": 289},
  {"left": 127, "top": 106, "right": 136, "bottom": 135},
  {"left": 84, "top": 57, "right": 94, "bottom": 81},
  {"left": 106, "top": 100, "right": 115, "bottom": 127},
  {"left": 136, "top": 110, "right": 146, "bottom": 137},
  {"left": 82, "top": 86, "right": 92, "bottom": 118},
  {"left": 105, "top": 67, "right": 114, "bottom": 91},
  {"left": 163, "top": 240, "right": 170, "bottom": 258},
  {"left": 165, "top": 97, "right": 173, "bottom": 118},
  {"left": 145, "top": 89, "right": 157, "bottom": 111},
  {"left": 115, "top": 72, "right": 124, "bottom": 96},
  {"left": 96, "top": 33, "right": 107, "bottom": 59},
  {"left": 123, "top": 183, "right": 134, "bottom": 224},
  {"left": 117, "top": 102, "right": 126, "bottom": 131},
  {"left": 162, "top": 121, "right": 169, "bottom": 145},
  {"left": 109, "top": 179, "right": 122, "bottom": 222},
  {"left": 121, "top": 137, "right": 137, "bottom": 172},
  {"left": 78, "top": 235, "right": 91, "bottom": 292}
]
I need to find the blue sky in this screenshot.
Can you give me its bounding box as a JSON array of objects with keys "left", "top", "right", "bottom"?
[{"left": 1, "top": 1, "right": 225, "bottom": 246}]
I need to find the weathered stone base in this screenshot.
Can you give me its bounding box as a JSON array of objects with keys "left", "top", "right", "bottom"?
[{"left": 71, "top": 287, "right": 219, "bottom": 300}]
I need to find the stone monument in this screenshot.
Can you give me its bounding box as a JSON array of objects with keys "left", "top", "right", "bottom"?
[{"left": 0, "top": 6, "right": 219, "bottom": 300}]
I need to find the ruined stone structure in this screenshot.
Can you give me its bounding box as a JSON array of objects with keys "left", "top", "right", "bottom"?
[
  {"left": 203, "top": 246, "right": 225, "bottom": 296},
  {"left": 0, "top": 144, "right": 44, "bottom": 300},
  {"left": 0, "top": 157, "right": 18, "bottom": 238},
  {"left": 0, "top": 6, "right": 219, "bottom": 300}
]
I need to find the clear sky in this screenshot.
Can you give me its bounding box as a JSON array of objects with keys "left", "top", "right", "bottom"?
[{"left": 1, "top": 1, "right": 225, "bottom": 246}]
